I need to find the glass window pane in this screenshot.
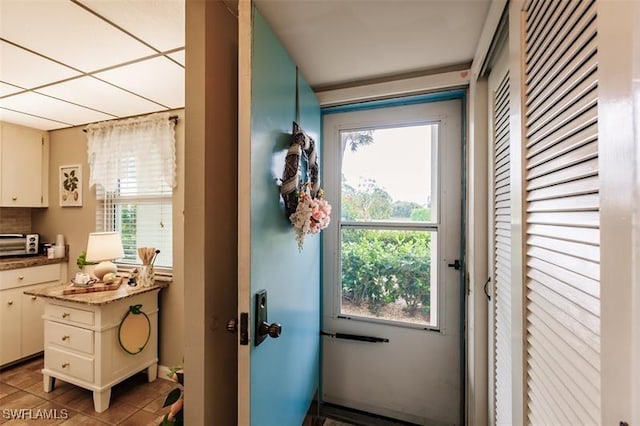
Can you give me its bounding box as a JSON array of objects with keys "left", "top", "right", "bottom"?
[
  {"left": 341, "top": 124, "right": 437, "bottom": 223},
  {"left": 114, "top": 201, "right": 172, "bottom": 268},
  {"left": 340, "top": 228, "right": 438, "bottom": 327}
]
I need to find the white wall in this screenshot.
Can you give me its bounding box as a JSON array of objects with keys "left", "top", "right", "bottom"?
[{"left": 184, "top": 1, "right": 238, "bottom": 424}]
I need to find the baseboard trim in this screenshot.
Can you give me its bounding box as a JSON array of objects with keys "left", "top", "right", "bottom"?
[{"left": 157, "top": 364, "right": 174, "bottom": 381}]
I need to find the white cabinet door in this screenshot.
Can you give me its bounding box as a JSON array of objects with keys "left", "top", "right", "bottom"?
[
  {"left": 0, "top": 287, "right": 22, "bottom": 365},
  {"left": 0, "top": 264, "right": 64, "bottom": 366},
  {"left": 0, "top": 124, "right": 47, "bottom": 207},
  {"left": 21, "top": 289, "right": 45, "bottom": 356}
]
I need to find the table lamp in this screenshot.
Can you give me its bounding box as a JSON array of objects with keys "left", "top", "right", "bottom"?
[{"left": 85, "top": 232, "right": 124, "bottom": 280}]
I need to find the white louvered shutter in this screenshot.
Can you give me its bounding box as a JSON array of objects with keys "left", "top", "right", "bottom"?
[
  {"left": 492, "top": 70, "right": 512, "bottom": 426},
  {"left": 523, "top": 0, "right": 600, "bottom": 424}
]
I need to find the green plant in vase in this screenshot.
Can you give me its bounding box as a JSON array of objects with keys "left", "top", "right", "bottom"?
[{"left": 76, "top": 251, "right": 97, "bottom": 276}]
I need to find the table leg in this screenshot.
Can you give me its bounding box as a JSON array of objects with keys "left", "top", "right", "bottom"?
[
  {"left": 93, "top": 388, "right": 111, "bottom": 413},
  {"left": 43, "top": 374, "right": 55, "bottom": 392},
  {"left": 147, "top": 363, "right": 158, "bottom": 382}
]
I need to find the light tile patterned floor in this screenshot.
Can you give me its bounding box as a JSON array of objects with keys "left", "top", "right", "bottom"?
[{"left": 0, "top": 357, "right": 175, "bottom": 425}]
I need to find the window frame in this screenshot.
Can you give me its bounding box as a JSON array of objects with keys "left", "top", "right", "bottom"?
[
  {"left": 323, "top": 110, "right": 445, "bottom": 331},
  {"left": 86, "top": 113, "right": 177, "bottom": 277},
  {"left": 96, "top": 180, "right": 174, "bottom": 274}
]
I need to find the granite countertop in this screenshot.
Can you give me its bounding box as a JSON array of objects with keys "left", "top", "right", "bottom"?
[
  {"left": 24, "top": 281, "right": 169, "bottom": 306},
  {"left": 0, "top": 253, "right": 69, "bottom": 271}
]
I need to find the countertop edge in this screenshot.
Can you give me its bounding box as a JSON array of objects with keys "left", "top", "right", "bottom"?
[
  {"left": 0, "top": 254, "right": 69, "bottom": 271},
  {"left": 24, "top": 281, "right": 169, "bottom": 305}
]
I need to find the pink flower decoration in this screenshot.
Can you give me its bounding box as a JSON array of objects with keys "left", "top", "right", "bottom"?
[{"left": 289, "top": 184, "right": 332, "bottom": 251}]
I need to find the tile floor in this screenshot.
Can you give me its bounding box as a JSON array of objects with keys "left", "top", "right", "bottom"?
[{"left": 0, "top": 357, "right": 175, "bottom": 425}]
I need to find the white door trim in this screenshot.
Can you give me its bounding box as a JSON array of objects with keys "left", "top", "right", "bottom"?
[
  {"left": 237, "top": 0, "right": 252, "bottom": 424},
  {"left": 316, "top": 71, "right": 470, "bottom": 108}
]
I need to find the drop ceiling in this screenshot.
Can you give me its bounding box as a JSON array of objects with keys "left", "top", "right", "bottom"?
[
  {"left": 0, "top": 0, "right": 491, "bottom": 132},
  {"left": 0, "top": 0, "right": 185, "bottom": 131}
]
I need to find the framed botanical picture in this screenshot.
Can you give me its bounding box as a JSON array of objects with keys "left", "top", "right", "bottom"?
[{"left": 59, "top": 164, "right": 82, "bottom": 207}]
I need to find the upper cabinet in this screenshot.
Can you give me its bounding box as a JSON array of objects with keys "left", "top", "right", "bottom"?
[{"left": 0, "top": 123, "right": 49, "bottom": 207}]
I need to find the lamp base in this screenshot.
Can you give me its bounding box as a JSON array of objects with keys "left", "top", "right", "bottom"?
[{"left": 94, "top": 261, "right": 117, "bottom": 280}]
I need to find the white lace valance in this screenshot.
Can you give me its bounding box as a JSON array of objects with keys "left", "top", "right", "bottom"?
[{"left": 85, "top": 112, "right": 177, "bottom": 193}]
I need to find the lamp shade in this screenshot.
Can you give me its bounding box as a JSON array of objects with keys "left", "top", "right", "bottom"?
[
  {"left": 85, "top": 232, "right": 124, "bottom": 262},
  {"left": 85, "top": 232, "right": 124, "bottom": 280}
]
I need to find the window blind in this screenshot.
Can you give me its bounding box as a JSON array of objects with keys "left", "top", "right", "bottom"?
[{"left": 86, "top": 113, "right": 176, "bottom": 269}]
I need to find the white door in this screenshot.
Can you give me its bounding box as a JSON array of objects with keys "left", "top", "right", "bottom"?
[
  {"left": 322, "top": 99, "right": 463, "bottom": 425},
  {"left": 487, "top": 41, "right": 512, "bottom": 426}
]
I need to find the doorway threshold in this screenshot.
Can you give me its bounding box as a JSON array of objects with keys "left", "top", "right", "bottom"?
[{"left": 318, "top": 403, "right": 421, "bottom": 426}]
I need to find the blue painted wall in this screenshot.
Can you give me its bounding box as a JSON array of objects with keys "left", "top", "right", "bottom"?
[{"left": 250, "top": 7, "right": 321, "bottom": 426}]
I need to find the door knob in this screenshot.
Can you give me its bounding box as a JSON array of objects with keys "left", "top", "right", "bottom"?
[{"left": 259, "top": 321, "right": 282, "bottom": 339}]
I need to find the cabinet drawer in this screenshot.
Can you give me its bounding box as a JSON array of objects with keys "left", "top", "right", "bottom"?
[
  {"left": 46, "top": 304, "right": 94, "bottom": 326},
  {"left": 45, "top": 321, "right": 94, "bottom": 354},
  {"left": 0, "top": 264, "right": 60, "bottom": 290},
  {"left": 45, "top": 346, "right": 93, "bottom": 383}
]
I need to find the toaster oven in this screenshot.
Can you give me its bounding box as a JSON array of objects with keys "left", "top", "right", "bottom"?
[{"left": 0, "top": 234, "right": 39, "bottom": 257}]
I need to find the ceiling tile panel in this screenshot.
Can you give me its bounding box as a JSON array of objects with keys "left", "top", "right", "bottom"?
[
  {"left": 94, "top": 57, "right": 185, "bottom": 109},
  {"left": 168, "top": 50, "right": 185, "bottom": 66},
  {"left": 0, "top": 82, "right": 24, "bottom": 97},
  {"left": 0, "top": 0, "right": 155, "bottom": 72},
  {"left": 79, "top": 0, "right": 185, "bottom": 52},
  {"left": 0, "top": 92, "right": 114, "bottom": 126},
  {"left": 37, "top": 76, "right": 166, "bottom": 117},
  {"left": 0, "top": 41, "right": 81, "bottom": 89},
  {"left": 0, "top": 108, "right": 70, "bottom": 131}
]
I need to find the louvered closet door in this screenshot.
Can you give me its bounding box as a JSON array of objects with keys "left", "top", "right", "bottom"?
[
  {"left": 523, "top": 0, "right": 600, "bottom": 424},
  {"left": 492, "top": 69, "right": 512, "bottom": 426}
]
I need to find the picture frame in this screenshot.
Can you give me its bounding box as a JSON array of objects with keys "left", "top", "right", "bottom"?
[{"left": 59, "top": 164, "right": 82, "bottom": 207}]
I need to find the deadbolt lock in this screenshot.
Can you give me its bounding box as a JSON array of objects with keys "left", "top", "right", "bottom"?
[{"left": 228, "top": 314, "right": 249, "bottom": 345}]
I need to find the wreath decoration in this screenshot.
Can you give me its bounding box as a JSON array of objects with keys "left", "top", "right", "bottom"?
[{"left": 280, "top": 122, "right": 331, "bottom": 251}]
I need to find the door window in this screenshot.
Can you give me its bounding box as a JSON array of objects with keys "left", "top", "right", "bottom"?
[{"left": 337, "top": 123, "right": 440, "bottom": 328}]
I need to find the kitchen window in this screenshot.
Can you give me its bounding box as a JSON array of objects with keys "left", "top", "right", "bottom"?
[{"left": 85, "top": 113, "right": 176, "bottom": 270}]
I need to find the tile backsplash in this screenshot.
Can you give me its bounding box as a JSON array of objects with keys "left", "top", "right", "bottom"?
[{"left": 0, "top": 208, "right": 31, "bottom": 233}]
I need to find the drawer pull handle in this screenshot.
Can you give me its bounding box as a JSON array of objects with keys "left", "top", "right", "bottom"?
[
  {"left": 7, "top": 301, "right": 13, "bottom": 306},
  {"left": 11, "top": 196, "right": 17, "bottom": 201},
  {"left": 61, "top": 363, "right": 69, "bottom": 368},
  {"left": 62, "top": 313, "right": 70, "bottom": 319},
  {"left": 31, "top": 296, "right": 37, "bottom": 301},
  {"left": 61, "top": 335, "right": 70, "bottom": 341},
  {"left": 18, "top": 276, "right": 24, "bottom": 280}
]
